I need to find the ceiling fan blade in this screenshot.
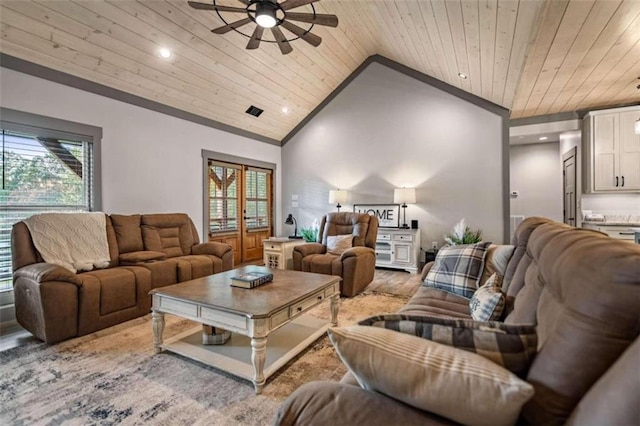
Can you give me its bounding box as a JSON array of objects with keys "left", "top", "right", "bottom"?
[
  {"left": 279, "top": 0, "right": 317, "bottom": 11},
  {"left": 285, "top": 12, "right": 339, "bottom": 27},
  {"left": 281, "top": 20, "right": 321, "bottom": 47},
  {"left": 211, "top": 17, "right": 252, "bottom": 34},
  {"left": 271, "top": 27, "right": 293, "bottom": 55},
  {"left": 246, "top": 25, "right": 264, "bottom": 49},
  {"left": 188, "top": 1, "right": 218, "bottom": 10}
]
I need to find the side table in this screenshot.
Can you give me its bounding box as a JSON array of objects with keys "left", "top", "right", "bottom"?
[{"left": 263, "top": 238, "right": 306, "bottom": 270}]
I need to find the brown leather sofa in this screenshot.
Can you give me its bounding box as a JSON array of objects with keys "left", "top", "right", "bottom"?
[
  {"left": 277, "top": 217, "right": 640, "bottom": 425},
  {"left": 292, "top": 212, "right": 378, "bottom": 297},
  {"left": 12, "top": 213, "right": 233, "bottom": 344}
]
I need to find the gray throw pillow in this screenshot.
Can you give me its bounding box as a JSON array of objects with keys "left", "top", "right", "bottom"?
[{"left": 423, "top": 242, "right": 491, "bottom": 298}]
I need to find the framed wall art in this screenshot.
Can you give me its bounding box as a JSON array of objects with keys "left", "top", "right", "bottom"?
[{"left": 353, "top": 204, "right": 400, "bottom": 228}]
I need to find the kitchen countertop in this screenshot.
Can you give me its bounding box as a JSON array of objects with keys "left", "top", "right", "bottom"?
[{"left": 582, "top": 221, "right": 640, "bottom": 227}]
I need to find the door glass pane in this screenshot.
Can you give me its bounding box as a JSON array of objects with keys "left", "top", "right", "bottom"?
[
  {"left": 208, "top": 163, "right": 239, "bottom": 234},
  {"left": 244, "top": 169, "right": 270, "bottom": 230}
]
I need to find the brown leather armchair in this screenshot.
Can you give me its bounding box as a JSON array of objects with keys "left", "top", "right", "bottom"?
[{"left": 293, "top": 212, "right": 379, "bottom": 297}]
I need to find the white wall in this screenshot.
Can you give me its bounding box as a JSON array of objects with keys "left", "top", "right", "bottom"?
[
  {"left": 282, "top": 62, "right": 506, "bottom": 249},
  {"left": 510, "top": 142, "right": 563, "bottom": 222},
  {"left": 0, "top": 67, "right": 282, "bottom": 239}
]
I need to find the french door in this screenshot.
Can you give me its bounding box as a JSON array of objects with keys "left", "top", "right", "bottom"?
[{"left": 207, "top": 160, "right": 273, "bottom": 265}]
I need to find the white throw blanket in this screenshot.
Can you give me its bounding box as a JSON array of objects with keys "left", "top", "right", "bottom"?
[{"left": 24, "top": 212, "right": 111, "bottom": 273}]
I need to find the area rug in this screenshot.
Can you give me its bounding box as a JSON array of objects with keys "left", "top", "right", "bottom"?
[{"left": 0, "top": 293, "right": 408, "bottom": 425}]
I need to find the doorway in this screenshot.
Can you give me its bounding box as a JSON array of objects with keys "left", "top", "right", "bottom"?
[
  {"left": 203, "top": 152, "right": 275, "bottom": 266},
  {"left": 562, "top": 147, "right": 577, "bottom": 227}
]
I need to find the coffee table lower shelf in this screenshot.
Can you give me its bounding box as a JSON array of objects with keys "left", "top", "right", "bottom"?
[{"left": 160, "top": 315, "right": 330, "bottom": 387}]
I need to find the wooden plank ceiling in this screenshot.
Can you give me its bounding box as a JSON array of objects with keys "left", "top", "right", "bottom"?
[{"left": 1, "top": 0, "right": 639, "bottom": 142}]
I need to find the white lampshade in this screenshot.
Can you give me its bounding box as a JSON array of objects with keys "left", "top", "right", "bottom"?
[
  {"left": 328, "top": 189, "right": 349, "bottom": 204},
  {"left": 635, "top": 117, "right": 640, "bottom": 135},
  {"left": 394, "top": 187, "right": 416, "bottom": 204}
]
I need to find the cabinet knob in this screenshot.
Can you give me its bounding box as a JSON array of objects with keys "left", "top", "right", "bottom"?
[
  {"left": 621, "top": 176, "right": 624, "bottom": 187},
  {"left": 616, "top": 176, "right": 619, "bottom": 187}
]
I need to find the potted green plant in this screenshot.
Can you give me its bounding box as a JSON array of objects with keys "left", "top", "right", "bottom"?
[
  {"left": 444, "top": 219, "right": 483, "bottom": 246},
  {"left": 299, "top": 219, "right": 319, "bottom": 243}
]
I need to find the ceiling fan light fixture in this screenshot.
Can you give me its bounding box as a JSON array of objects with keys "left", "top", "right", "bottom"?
[
  {"left": 635, "top": 117, "right": 640, "bottom": 135},
  {"left": 255, "top": 3, "right": 277, "bottom": 28}
]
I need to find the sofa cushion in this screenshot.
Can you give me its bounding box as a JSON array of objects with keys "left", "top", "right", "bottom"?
[
  {"left": 142, "top": 225, "right": 183, "bottom": 258},
  {"left": 320, "top": 212, "right": 374, "bottom": 248},
  {"left": 469, "top": 273, "right": 505, "bottom": 321},
  {"left": 79, "top": 268, "right": 137, "bottom": 316},
  {"left": 358, "top": 314, "right": 537, "bottom": 377},
  {"left": 118, "top": 250, "right": 167, "bottom": 265},
  {"left": 423, "top": 242, "right": 491, "bottom": 298},
  {"left": 141, "top": 213, "right": 194, "bottom": 256},
  {"left": 399, "top": 287, "right": 472, "bottom": 318},
  {"left": 328, "top": 325, "right": 534, "bottom": 426},
  {"left": 480, "top": 244, "right": 515, "bottom": 288},
  {"left": 327, "top": 235, "right": 353, "bottom": 255},
  {"left": 174, "top": 255, "right": 218, "bottom": 281},
  {"left": 300, "top": 253, "right": 342, "bottom": 277},
  {"left": 110, "top": 214, "right": 143, "bottom": 254}
]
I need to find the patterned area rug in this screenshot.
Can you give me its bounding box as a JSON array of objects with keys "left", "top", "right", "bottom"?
[{"left": 0, "top": 293, "right": 408, "bottom": 425}]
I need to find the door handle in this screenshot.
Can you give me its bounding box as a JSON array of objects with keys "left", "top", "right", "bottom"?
[
  {"left": 616, "top": 176, "right": 619, "bottom": 187},
  {"left": 621, "top": 176, "right": 624, "bottom": 187}
]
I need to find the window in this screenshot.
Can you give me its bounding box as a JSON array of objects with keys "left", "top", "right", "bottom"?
[{"left": 0, "top": 108, "right": 101, "bottom": 292}]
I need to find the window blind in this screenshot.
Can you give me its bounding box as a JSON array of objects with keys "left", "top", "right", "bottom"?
[
  {"left": 0, "top": 128, "right": 94, "bottom": 291},
  {"left": 208, "top": 160, "right": 241, "bottom": 234}
]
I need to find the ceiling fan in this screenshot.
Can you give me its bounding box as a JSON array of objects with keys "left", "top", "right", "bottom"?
[{"left": 187, "top": 0, "right": 339, "bottom": 55}]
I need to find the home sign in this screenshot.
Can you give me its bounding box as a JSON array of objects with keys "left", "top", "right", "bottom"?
[{"left": 353, "top": 204, "right": 400, "bottom": 228}]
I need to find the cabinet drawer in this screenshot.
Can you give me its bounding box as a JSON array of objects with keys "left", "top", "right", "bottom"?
[
  {"left": 201, "top": 307, "right": 247, "bottom": 330},
  {"left": 378, "top": 233, "right": 391, "bottom": 241},
  {"left": 324, "top": 283, "right": 339, "bottom": 298},
  {"left": 159, "top": 298, "right": 198, "bottom": 317},
  {"left": 599, "top": 227, "right": 635, "bottom": 240},
  {"left": 393, "top": 234, "right": 414, "bottom": 242},
  {"left": 270, "top": 308, "right": 290, "bottom": 329},
  {"left": 290, "top": 291, "right": 325, "bottom": 316}
]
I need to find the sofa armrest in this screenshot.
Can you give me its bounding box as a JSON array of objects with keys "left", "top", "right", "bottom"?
[
  {"left": 192, "top": 242, "right": 233, "bottom": 258},
  {"left": 340, "top": 246, "right": 374, "bottom": 260},
  {"left": 14, "top": 263, "right": 82, "bottom": 286},
  {"left": 421, "top": 261, "right": 435, "bottom": 281},
  {"left": 293, "top": 243, "right": 326, "bottom": 257}
]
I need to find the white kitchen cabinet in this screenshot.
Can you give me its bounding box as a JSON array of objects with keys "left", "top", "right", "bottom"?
[
  {"left": 581, "top": 224, "right": 636, "bottom": 242},
  {"left": 374, "top": 228, "right": 421, "bottom": 273},
  {"left": 584, "top": 106, "right": 640, "bottom": 193}
]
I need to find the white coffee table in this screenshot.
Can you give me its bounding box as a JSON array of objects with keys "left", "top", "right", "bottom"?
[{"left": 150, "top": 265, "right": 340, "bottom": 394}]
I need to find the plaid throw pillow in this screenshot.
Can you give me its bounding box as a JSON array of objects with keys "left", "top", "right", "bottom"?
[
  {"left": 358, "top": 314, "right": 537, "bottom": 377},
  {"left": 424, "top": 242, "right": 491, "bottom": 298},
  {"left": 470, "top": 273, "right": 505, "bottom": 321}
]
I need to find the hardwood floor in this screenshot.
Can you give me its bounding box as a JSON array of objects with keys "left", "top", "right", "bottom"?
[{"left": 0, "top": 321, "right": 37, "bottom": 352}]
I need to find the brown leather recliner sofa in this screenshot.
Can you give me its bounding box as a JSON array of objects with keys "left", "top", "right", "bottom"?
[
  {"left": 12, "top": 213, "right": 233, "bottom": 344},
  {"left": 277, "top": 217, "right": 640, "bottom": 425},
  {"left": 292, "top": 212, "right": 378, "bottom": 297}
]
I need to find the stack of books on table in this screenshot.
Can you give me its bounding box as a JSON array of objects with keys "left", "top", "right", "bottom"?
[{"left": 230, "top": 271, "right": 274, "bottom": 289}]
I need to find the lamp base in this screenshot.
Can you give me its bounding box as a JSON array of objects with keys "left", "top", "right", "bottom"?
[{"left": 289, "top": 235, "right": 303, "bottom": 239}]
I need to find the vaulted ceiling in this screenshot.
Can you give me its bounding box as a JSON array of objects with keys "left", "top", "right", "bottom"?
[{"left": 1, "top": 0, "right": 639, "bottom": 143}]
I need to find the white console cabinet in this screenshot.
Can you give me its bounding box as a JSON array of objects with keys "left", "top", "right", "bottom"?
[{"left": 375, "top": 228, "right": 421, "bottom": 273}]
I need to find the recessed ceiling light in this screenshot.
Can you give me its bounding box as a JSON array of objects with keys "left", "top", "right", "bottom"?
[
  {"left": 159, "top": 48, "right": 172, "bottom": 59},
  {"left": 458, "top": 73, "right": 468, "bottom": 79},
  {"left": 539, "top": 136, "right": 548, "bottom": 141},
  {"left": 281, "top": 106, "right": 289, "bottom": 114}
]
